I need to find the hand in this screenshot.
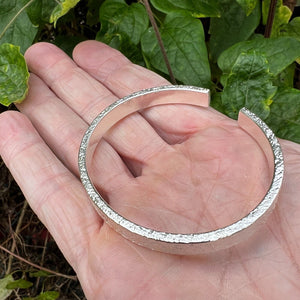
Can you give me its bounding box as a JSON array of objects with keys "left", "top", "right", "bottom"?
[{"left": 0, "top": 41, "right": 299, "bottom": 299}]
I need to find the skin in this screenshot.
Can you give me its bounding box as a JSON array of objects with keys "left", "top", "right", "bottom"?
[{"left": 0, "top": 41, "right": 299, "bottom": 299}]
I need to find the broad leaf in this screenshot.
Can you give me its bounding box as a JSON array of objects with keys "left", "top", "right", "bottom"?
[
  {"left": 0, "top": 43, "right": 29, "bottom": 106},
  {"left": 141, "top": 12, "right": 211, "bottom": 87},
  {"left": 50, "top": 0, "right": 81, "bottom": 26},
  {"left": 150, "top": 0, "right": 221, "bottom": 18},
  {"left": 0, "top": 275, "right": 14, "bottom": 299},
  {"left": 262, "top": 0, "right": 292, "bottom": 37},
  {"left": 97, "top": 0, "right": 148, "bottom": 45},
  {"left": 279, "top": 17, "right": 300, "bottom": 40},
  {"left": 96, "top": 0, "right": 148, "bottom": 64},
  {"left": 0, "top": 0, "right": 38, "bottom": 53},
  {"left": 221, "top": 51, "right": 277, "bottom": 120},
  {"left": 235, "top": 0, "right": 258, "bottom": 16},
  {"left": 266, "top": 88, "right": 300, "bottom": 143},
  {"left": 209, "top": 0, "right": 261, "bottom": 61},
  {"left": 29, "top": 270, "right": 51, "bottom": 278},
  {"left": 273, "top": 63, "right": 295, "bottom": 88},
  {"left": 6, "top": 279, "right": 33, "bottom": 289},
  {"left": 279, "top": 17, "right": 300, "bottom": 64},
  {"left": 37, "top": 291, "right": 60, "bottom": 300},
  {"left": 24, "top": 291, "right": 60, "bottom": 300},
  {"left": 218, "top": 36, "right": 300, "bottom": 77},
  {"left": 210, "top": 92, "right": 226, "bottom": 113},
  {"left": 25, "top": 0, "right": 57, "bottom": 25},
  {"left": 101, "top": 33, "right": 145, "bottom": 65}
]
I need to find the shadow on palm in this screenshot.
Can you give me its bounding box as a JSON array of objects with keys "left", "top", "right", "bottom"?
[{"left": 90, "top": 103, "right": 271, "bottom": 235}]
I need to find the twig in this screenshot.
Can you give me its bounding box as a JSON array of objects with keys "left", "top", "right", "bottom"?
[
  {"left": 264, "top": 0, "right": 278, "bottom": 38},
  {"left": 0, "top": 0, "right": 36, "bottom": 41},
  {"left": 6, "top": 200, "right": 28, "bottom": 275},
  {"left": 143, "top": 0, "right": 177, "bottom": 84},
  {"left": 13, "top": 289, "right": 22, "bottom": 300},
  {"left": 71, "top": 291, "right": 83, "bottom": 300},
  {"left": 36, "top": 231, "right": 49, "bottom": 289},
  {"left": 40, "top": 231, "right": 49, "bottom": 268},
  {"left": 0, "top": 244, "right": 77, "bottom": 281}
]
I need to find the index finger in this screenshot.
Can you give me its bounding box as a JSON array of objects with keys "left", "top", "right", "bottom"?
[{"left": 0, "top": 111, "right": 100, "bottom": 269}]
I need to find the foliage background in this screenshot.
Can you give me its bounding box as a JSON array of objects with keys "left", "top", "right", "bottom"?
[{"left": 0, "top": 0, "right": 300, "bottom": 299}]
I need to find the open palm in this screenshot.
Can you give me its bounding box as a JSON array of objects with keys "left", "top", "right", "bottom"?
[{"left": 0, "top": 41, "right": 299, "bottom": 299}]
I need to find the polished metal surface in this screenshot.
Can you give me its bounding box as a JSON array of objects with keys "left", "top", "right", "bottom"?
[{"left": 78, "top": 85, "right": 284, "bottom": 255}]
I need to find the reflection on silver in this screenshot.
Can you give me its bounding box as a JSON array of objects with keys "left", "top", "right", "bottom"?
[{"left": 78, "top": 85, "right": 284, "bottom": 255}]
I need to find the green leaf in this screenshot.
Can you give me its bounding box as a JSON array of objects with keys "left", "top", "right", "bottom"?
[
  {"left": 273, "top": 63, "right": 295, "bottom": 88},
  {"left": 221, "top": 51, "right": 277, "bottom": 120},
  {"left": 0, "top": 43, "right": 29, "bottom": 106},
  {"left": 24, "top": 291, "right": 60, "bottom": 300},
  {"left": 210, "top": 92, "right": 226, "bottom": 113},
  {"left": 6, "top": 278, "right": 33, "bottom": 289},
  {"left": 25, "top": 0, "right": 57, "bottom": 25},
  {"left": 102, "top": 33, "right": 145, "bottom": 65},
  {"left": 141, "top": 12, "right": 211, "bottom": 87},
  {"left": 38, "top": 291, "right": 60, "bottom": 300},
  {"left": 235, "top": 0, "right": 258, "bottom": 15},
  {"left": 29, "top": 270, "right": 51, "bottom": 278},
  {"left": 97, "top": 0, "right": 148, "bottom": 45},
  {"left": 96, "top": 0, "right": 148, "bottom": 64},
  {"left": 279, "top": 17, "right": 300, "bottom": 40},
  {"left": 50, "top": 0, "right": 81, "bottom": 26},
  {"left": 218, "top": 36, "right": 300, "bottom": 77},
  {"left": 0, "top": 0, "right": 38, "bottom": 54},
  {"left": 150, "top": 0, "right": 222, "bottom": 18},
  {"left": 262, "top": 0, "right": 292, "bottom": 37},
  {"left": 266, "top": 88, "right": 300, "bottom": 143},
  {"left": 278, "top": 17, "right": 300, "bottom": 64},
  {"left": 209, "top": 0, "right": 261, "bottom": 61},
  {"left": 0, "top": 275, "right": 14, "bottom": 299}
]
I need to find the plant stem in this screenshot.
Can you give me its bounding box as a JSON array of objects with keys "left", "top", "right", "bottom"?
[
  {"left": 6, "top": 200, "right": 28, "bottom": 275},
  {"left": 143, "top": 0, "right": 177, "bottom": 84},
  {"left": 0, "top": 244, "right": 77, "bottom": 281},
  {"left": 35, "top": 231, "right": 49, "bottom": 289},
  {"left": 0, "top": 0, "right": 36, "bottom": 41},
  {"left": 264, "top": 0, "right": 278, "bottom": 38}
]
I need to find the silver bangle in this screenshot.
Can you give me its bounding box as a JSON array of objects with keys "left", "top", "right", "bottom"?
[{"left": 78, "top": 85, "right": 284, "bottom": 255}]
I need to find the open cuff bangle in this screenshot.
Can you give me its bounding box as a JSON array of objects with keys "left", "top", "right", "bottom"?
[{"left": 78, "top": 85, "right": 284, "bottom": 255}]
